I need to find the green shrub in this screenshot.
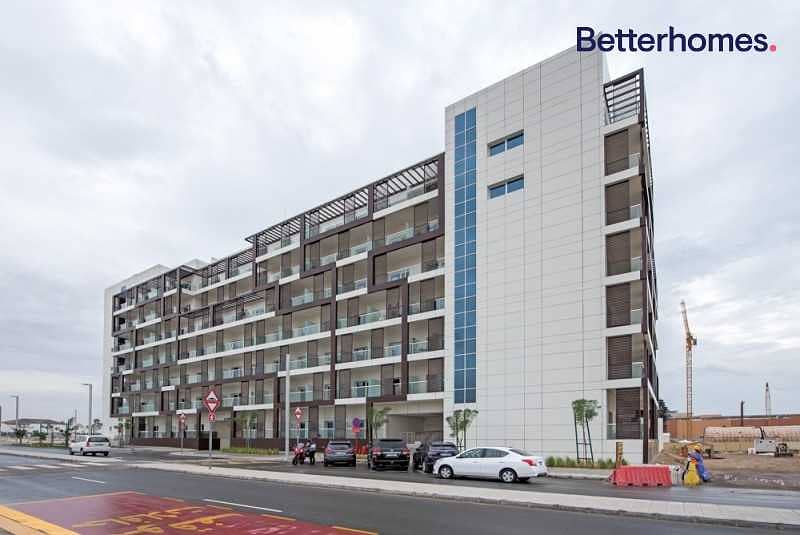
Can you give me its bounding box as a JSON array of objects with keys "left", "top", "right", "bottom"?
[
  {"left": 545, "top": 456, "right": 556, "bottom": 467},
  {"left": 621, "top": 458, "right": 628, "bottom": 465},
  {"left": 552, "top": 456, "right": 564, "bottom": 467},
  {"left": 564, "top": 457, "right": 577, "bottom": 468}
]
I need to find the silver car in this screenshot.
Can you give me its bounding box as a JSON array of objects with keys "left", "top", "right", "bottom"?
[{"left": 69, "top": 435, "right": 111, "bottom": 456}]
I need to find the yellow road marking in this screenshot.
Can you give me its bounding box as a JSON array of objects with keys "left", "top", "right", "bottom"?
[
  {"left": 261, "top": 513, "right": 296, "bottom": 522},
  {"left": 332, "top": 526, "right": 379, "bottom": 535},
  {"left": 0, "top": 505, "right": 78, "bottom": 535},
  {"left": 10, "top": 490, "right": 144, "bottom": 506}
]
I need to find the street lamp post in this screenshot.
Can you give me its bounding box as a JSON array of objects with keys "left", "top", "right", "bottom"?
[
  {"left": 9, "top": 395, "right": 19, "bottom": 441},
  {"left": 284, "top": 354, "right": 291, "bottom": 461},
  {"left": 81, "top": 383, "right": 93, "bottom": 434}
]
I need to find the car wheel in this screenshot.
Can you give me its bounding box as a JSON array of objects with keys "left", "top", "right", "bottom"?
[
  {"left": 438, "top": 465, "right": 454, "bottom": 479},
  {"left": 81, "top": 449, "right": 86, "bottom": 456},
  {"left": 69, "top": 450, "right": 74, "bottom": 456},
  {"left": 350, "top": 461, "right": 356, "bottom": 467},
  {"left": 424, "top": 464, "right": 432, "bottom": 474},
  {"left": 103, "top": 452, "right": 109, "bottom": 457},
  {"left": 499, "top": 468, "right": 517, "bottom": 483}
]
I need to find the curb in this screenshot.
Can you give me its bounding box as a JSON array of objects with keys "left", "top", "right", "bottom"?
[
  {"left": 131, "top": 463, "right": 799, "bottom": 531},
  {"left": 0, "top": 449, "right": 117, "bottom": 464}
]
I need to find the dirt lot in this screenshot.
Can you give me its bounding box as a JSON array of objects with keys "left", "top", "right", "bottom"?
[{"left": 654, "top": 446, "right": 800, "bottom": 489}]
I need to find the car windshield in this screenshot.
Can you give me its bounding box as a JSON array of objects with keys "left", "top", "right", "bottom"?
[
  {"left": 89, "top": 437, "right": 108, "bottom": 443},
  {"left": 510, "top": 448, "right": 532, "bottom": 456},
  {"left": 376, "top": 439, "right": 403, "bottom": 446},
  {"left": 431, "top": 442, "right": 457, "bottom": 449},
  {"left": 329, "top": 443, "right": 351, "bottom": 450}
]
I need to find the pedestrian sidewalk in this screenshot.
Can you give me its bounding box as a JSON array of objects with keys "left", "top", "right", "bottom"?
[{"left": 133, "top": 461, "right": 800, "bottom": 529}]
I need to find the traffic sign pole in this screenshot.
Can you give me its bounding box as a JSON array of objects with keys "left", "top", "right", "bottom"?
[{"left": 203, "top": 389, "right": 220, "bottom": 468}]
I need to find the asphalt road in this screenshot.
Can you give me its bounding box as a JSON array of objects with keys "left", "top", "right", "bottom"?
[
  {"left": 4, "top": 447, "right": 799, "bottom": 512},
  {"left": 0, "top": 454, "right": 783, "bottom": 534}
]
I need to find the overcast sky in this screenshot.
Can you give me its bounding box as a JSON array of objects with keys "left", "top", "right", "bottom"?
[{"left": 1, "top": 1, "right": 797, "bottom": 425}]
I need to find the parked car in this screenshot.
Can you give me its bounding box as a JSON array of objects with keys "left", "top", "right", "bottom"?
[
  {"left": 323, "top": 440, "right": 357, "bottom": 467},
  {"left": 367, "top": 438, "right": 410, "bottom": 470},
  {"left": 434, "top": 447, "right": 547, "bottom": 483},
  {"left": 414, "top": 441, "right": 459, "bottom": 473},
  {"left": 69, "top": 435, "right": 111, "bottom": 456}
]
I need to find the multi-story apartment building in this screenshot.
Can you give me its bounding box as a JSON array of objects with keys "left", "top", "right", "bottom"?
[{"left": 103, "top": 46, "right": 659, "bottom": 462}]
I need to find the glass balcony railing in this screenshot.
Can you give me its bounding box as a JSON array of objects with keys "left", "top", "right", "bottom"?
[
  {"left": 337, "top": 278, "right": 367, "bottom": 294},
  {"left": 129, "top": 383, "right": 141, "bottom": 392},
  {"left": 141, "top": 358, "right": 154, "bottom": 368},
  {"left": 113, "top": 342, "right": 132, "bottom": 352},
  {"left": 408, "top": 337, "right": 444, "bottom": 354},
  {"left": 117, "top": 406, "right": 130, "bottom": 415},
  {"left": 222, "top": 368, "right": 244, "bottom": 379},
  {"left": 631, "top": 361, "right": 644, "bottom": 378},
  {"left": 222, "top": 340, "right": 244, "bottom": 352},
  {"left": 374, "top": 181, "right": 437, "bottom": 211},
  {"left": 221, "top": 396, "right": 242, "bottom": 407},
  {"left": 407, "top": 375, "right": 444, "bottom": 394},
  {"left": 605, "top": 152, "right": 641, "bottom": 175},
  {"left": 289, "top": 390, "right": 314, "bottom": 403},
  {"left": 350, "top": 384, "right": 381, "bottom": 398},
  {"left": 138, "top": 403, "right": 156, "bottom": 412},
  {"left": 230, "top": 264, "right": 253, "bottom": 277},
  {"left": 186, "top": 374, "right": 203, "bottom": 385},
  {"left": 281, "top": 266, "right": 300, "bottom": 278},
  {"left": 408, "top": 297, "right": 445, "bottom": 315}
]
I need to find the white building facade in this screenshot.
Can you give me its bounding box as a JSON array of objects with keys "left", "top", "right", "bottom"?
[{"left": 103, "top": 46, "right": 659, "bottom": 462}]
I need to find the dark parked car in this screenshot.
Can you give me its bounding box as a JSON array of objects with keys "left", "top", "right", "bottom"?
[
  {"left": 323, "top": 440, "right": 356, "bottom": 467},
  {"left": 368, "top": 438, "right": 410, "bottom": 470},
  {"left": 414, "top": 441, "right": 459, "bottom": 473}
]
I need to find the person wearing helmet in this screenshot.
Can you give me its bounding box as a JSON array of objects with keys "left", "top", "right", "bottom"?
[{"left": 688, "top": 444, "right": 711, "bottom": 482}]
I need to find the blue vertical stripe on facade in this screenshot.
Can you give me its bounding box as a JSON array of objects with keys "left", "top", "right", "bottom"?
[{"left": 453, "top": 108, "right": 476, "bottom": 404}]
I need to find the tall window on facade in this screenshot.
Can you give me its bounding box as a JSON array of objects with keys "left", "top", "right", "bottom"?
[{"left": 454, "top": 108, "right": 477, "bottom": 404}]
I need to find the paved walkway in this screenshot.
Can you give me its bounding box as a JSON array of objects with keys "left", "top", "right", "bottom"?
[{"left": 133, "top": 461, "right": 800, "bottom": 529}]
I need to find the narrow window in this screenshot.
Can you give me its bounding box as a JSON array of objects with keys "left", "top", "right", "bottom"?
[
  {"left": 488, "top": 184, "right": 505, "bottom": 199},
  {"left": 506, "top": 132, "right": 524, "bottom": 149},
  {"left": 489, "top": 141, "right": 505, "bottom": 156},
  {"left": 506, "top": 177, "right": 524, "bottom": 193}
]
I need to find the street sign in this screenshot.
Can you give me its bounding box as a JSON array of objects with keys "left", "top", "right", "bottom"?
[
  {"left": 351, "top": 417, "right": 362, "bottom": 434},
  {"left": 203, "top": 389, "right": 220, "bottom": 413},
  {"left": 208, "top": 412, "right": 217, "bottom": 422},
  {"left": 294, "top": 407, "right": 303, "bottom": 422}
]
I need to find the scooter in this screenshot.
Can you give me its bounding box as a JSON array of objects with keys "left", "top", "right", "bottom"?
[{"left": 292, "top": 445, "right": 306, "bottom": 465}]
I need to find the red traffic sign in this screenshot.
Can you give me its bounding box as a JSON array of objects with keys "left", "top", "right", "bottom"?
[
  {"left": 351, "top": 417, "right": 362, "bottom": 433},
  {"left": 294, "top": 407, "right": 303, "bottom": 422},
  {"left": 204, "top": 389, "right": 220, "bottom": 413},
  {"left": 179, "top": 413, "right": 187, "bottom": 423},
  {"left": 208, "top": 412, "right": 217, "bottom": 422}
]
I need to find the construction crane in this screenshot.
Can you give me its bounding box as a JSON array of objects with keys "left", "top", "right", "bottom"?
[{"left": 680, "top": 300, "right": 698, "bottom": 439}]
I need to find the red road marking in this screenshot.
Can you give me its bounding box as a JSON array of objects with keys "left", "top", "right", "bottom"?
[{"left": 9, "top": 491, "right": 370, "bottom": 534}]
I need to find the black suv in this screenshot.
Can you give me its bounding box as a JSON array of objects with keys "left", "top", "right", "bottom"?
[
  {"left": 323, "top": 440, "right": 356, "bottom": 467},
  {"left": 414, "top": 441, "right": 459, "bottom": 473},
  {"left": 368, "top": 438, "right": 410, "bottom": 470}
]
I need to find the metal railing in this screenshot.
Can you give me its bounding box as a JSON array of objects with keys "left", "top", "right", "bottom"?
[{"left": 408, "top": 297, "right": 445, "bottom": 315}]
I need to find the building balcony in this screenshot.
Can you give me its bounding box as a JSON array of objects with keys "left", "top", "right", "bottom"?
[
  {"left": 222, "top": 396, "right": 243, "bottom": 408},
  {"left": 305, "top": 207, "right": 368, "bottom": 239},
  {"left": 222, "top": 368, "right": 244, "bottom": 380},
  {"left": 605, "top": 152, "right": 640, "bottom": 176},
  {"left": 289, "top": 390, "right": 314, "bottom": 403},
  {"left": 408, "top": 297, "right": 445, "bottom": 316},
  {"left": 287, "top": 353, "right": 332, "bottom": 370},
  {"left": 129, "top": 383, "right": 141, "bottom": 392},
  {"left": 374, "top": 220, "right": 439, "bottom": 250},
  {"left": 407, "top": 375, "right": 444, "bottom": 394},
  {"left": 186, "top": 374, "right": 203, "bottom": 385},
  {"left": 117, "top": 406, "right": 130, "bottom": 415},
  {"left": 336, "top": 308, "right": 400, "bottom": 329},
  {"left": 337, "top": 278, "right": 367, "bottom": 294},
  {"left": 374, "top": 181, "right": 437, "bottom": 212},
  {"left": 408, "top": 337, "right": 444, "bottom": 354}
]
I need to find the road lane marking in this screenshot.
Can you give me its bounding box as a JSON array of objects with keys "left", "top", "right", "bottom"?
[
  {"left": 10, "top": 491, "right": 143, "bottom": 506},
  {"left": 33, "top": 464, "right": 62, "bottom": 469},
  {"left": 0, "top": 505, "right": 78, "bottom": 535},
  {"left": 333, "top": 527, "right": 380, "bottom": 535},
  {"left": 202, "top": 498, "right": 283, "bottom": 513},
  {"left": 8, "top": 465, "right": 35, "bottom": 470},
  {"left": 57, "top": 463, "right": 84, "bottom": 467},
  {"left": 261, "top": 513, "right": 296, "bottom": 522},
  {"left": 70, "top": 476, "right": 106, "bottom": 484}
]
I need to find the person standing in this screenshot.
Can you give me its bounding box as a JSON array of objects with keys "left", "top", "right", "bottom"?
[{"left": 307, "top": 440, "right": 317, "bottom": 465}]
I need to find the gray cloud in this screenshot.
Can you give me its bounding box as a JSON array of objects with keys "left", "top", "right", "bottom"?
[{"left": 0, "top": 1, "right": 798, "bottom": 422}]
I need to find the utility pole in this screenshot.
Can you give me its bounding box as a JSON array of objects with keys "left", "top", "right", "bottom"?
[
  {"left": 765, "top": 382, "right": 772, "bottom": 417},
  {"left": 81, "top": 383, "right": 93, "bottom": 434},
  {"left": 284, "top": 353, "right": 291, "bottom": 461},
  {"left": 740, "top": 401, "right": 744, "bottom": 426},
  {"left": 10, "top": 395, "right": 20, "bottom": 437}
]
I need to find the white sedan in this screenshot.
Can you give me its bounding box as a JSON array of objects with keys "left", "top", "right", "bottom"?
[{"left": 434, "top": 447, "right": 547, "bottom": 483}]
